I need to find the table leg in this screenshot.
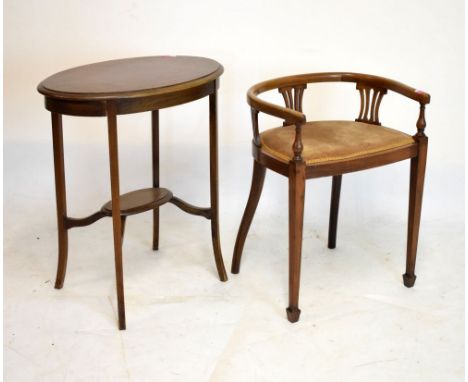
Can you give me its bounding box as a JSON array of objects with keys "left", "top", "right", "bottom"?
[
  {"left": 121, "top": 216, "right": 127, "bottom": 244},
  {"left": 152, "top": 110, "right": 160, "bottom": 250},
  {"left": 51, "top": 112, "right": 69, "bottom": 289},
  {"left": 106, "top": 102, "right": 126, "bottom": 330},
  {"left": 209, "top": 91, "right": 228, "bottom": 282}
]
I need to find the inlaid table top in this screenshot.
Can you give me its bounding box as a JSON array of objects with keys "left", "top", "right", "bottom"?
[{"left": 37, "top": 55, "right": 223, "bottom": 101}]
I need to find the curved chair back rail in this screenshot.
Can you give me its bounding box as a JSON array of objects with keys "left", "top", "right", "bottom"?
[{"left": 247, "top": 72, "right": 431, "bottom": 125}]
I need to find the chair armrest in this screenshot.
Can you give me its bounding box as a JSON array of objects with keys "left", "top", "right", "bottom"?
[{"left": 247, "top": 86, "right": 306, "bottom": 124}]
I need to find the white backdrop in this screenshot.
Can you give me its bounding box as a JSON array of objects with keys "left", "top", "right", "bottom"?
[
  {"left": 4, "top": 1, "right": 464, "bottom": 381},
  {"left": 4, "top": 0, "right": 464, "bottom": 214}
]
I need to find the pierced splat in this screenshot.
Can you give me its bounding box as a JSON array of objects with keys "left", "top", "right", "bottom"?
[
  {"left": 355, "top": 83, "right": 387, "bottom": 125},
  {"left": 279, "top": 84, "right": 307, "bottom": 112}
]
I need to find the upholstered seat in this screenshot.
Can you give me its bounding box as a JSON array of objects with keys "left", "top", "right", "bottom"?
[{"left": 260, "top": 120, "right": 415, "bottom": 165}]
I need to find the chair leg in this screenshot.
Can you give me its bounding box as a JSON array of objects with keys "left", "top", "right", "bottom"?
[
  {"left": 286, "top": 161, "right": 306, "bottom": 323},
  {"left": 328, "top": 175, "right": 342, "bottom": 249},
  {"left": 403, "top": 138, "right": 428, "bottom": 287},
  {"left": 231, "top": 160, "right": 266, "bottom": 274}
]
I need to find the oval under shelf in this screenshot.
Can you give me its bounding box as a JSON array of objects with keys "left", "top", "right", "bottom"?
[{"left": 101, "top": 187, "right": 173, "bottom": 216}]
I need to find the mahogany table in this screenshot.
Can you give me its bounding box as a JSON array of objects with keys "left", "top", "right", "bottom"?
[{"left": 37, "top": 56, "right": 228, "bottom": 330}]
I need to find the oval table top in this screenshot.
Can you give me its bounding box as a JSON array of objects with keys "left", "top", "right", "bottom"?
[{"left": 37, "top": 56, "right": 223, "bottom": 101}]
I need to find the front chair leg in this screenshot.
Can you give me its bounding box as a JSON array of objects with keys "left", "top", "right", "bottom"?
[
  {"left": 231, "top": 160, "right": 266, "bottom": 274},
  {"left": 403, "top": 138, "right": 428, "bottom": 287},
  {"left": 286, "top": 160, "right": 306, "bottom": 323},
  {"left": 328, "top": 175, "right": 342, "bottom": 249}
]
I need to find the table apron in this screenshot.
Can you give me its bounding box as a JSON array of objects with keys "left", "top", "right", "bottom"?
[{"left": 43, "top": 81, "right": 216, "bottom": 116}]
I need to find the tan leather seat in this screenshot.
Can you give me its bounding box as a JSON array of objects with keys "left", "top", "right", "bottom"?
[{"left": 260, "top": 120, "right": 415, "bottom": 165}]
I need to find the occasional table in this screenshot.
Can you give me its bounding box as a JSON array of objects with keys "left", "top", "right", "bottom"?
[{"left": 37, "top": 56, "right": 228, "bottom": 330}]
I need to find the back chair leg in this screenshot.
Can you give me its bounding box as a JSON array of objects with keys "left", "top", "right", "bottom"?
[
  {"left": 403, "top": 138, "right": 428, "bottom": 287},
  {"left": 286, "top": 161, "right": 306, "bottom": 323},
  {"left": 328, "top": 175, "right": 342, "bottom": 249},
  {"left": 231, "top": 160, "right": 266, "bottom": 274}
]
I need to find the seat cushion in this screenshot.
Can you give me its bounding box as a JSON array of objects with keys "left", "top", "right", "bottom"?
[{"left": 260, "top": 121, "right": 415, "bottom": 165}]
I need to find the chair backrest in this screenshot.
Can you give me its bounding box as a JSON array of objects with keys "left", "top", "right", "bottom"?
[{"left": 247, "top": 72, "right": 430, "bottom": 126}]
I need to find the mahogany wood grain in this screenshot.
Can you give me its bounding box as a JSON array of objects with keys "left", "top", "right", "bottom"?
[
  {"left": 152, "top": 110, "right": 160, "bottom": 251},
  {"left": 65, "top": 186, "right": 172, "bottom": 228},
  {"left": 39, "top": 56, "right": 227, "bottom": 329},
  {"left": 403, "top": 135, "right": 428, "bottom": 287},
  {"left": 209, "top": 90, "right": 228, "bottom": 282},
  {"left": 106, "top": 102, "right": 126, "bottom": 330},
  {"left": 121, "top": 216, "right": 127, "bottom": 245},
  {"left": 231, "top": 160, "right": 266, "bottom": 274},
  {"left": 115, "top": 81, "right": 216, "bottom": 115},
  {"left": 404, "top": 102, "right": 428, "bottom": 286},
  {"left": 234, "top": 71, "right": 430, "bottom": 323},
  {"left": 279, "top": 84, "right": 307, "bottom": 112},
  {"left": 249, "top": 72, "right": 429, "bottom": 158},
  {"left": 43, "top": 82, "right": 217, "bottom": 116},
  {"left": 51, "top": 112, "right": 68, "bottom": 289},
  {"left": 65, "top": 211, "right": 106, "bottom": 229},
  {"left": 253, "top": 141, "right": 418, "bottom": 178},
  {"left": 251, "top": 109, "right": 261, "bottom": 146},
  {"left": 328, "top": 175, "right": 342, "bottom": 249},
  {"left": 38, "top": 56, "right": 223, "bottom": 116},
  {"left": 286, "top": 160, "right": 306, "bottom": 323},
  {"left": 169, "top": 197, "right": 211, "bottom": 219},
  {"left": 306, "top": 145, "right": 418, "bottom": 178},
  {"left": 38, "top": 56, "right": 221, "bottom": 100},
  {"left": 101, "top": 188, "right": 172, "bottom": 216},
  {"left": 248, "top": 73, "right": 430, "bottom": 119},
  {"left": 355, "top": 84, "right": 387, "bottom": 125}
]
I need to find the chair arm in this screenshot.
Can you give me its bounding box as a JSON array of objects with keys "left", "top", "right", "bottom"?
[
  {"left": 247, "top": 85, "right": 306, "bottom": 124},
  {"left": 247, "top": 82, "right": 307, "bottom": 161}
]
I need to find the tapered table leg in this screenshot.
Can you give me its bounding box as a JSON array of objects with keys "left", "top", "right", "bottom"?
[
  {"left": 152, "top": 110, "right": 160, "bottom": 251},
  {"left": 209, "top": 90, "right": 228, "bottom": 282},
  {"left": 121, "top": 216, "right": 127, "bottom": 244},
  {"left": 106, "top": 102, "right": 126, "bottom": 330},
  {"left": 51, "top": 112, "right": 69, "bottom": 289}
]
